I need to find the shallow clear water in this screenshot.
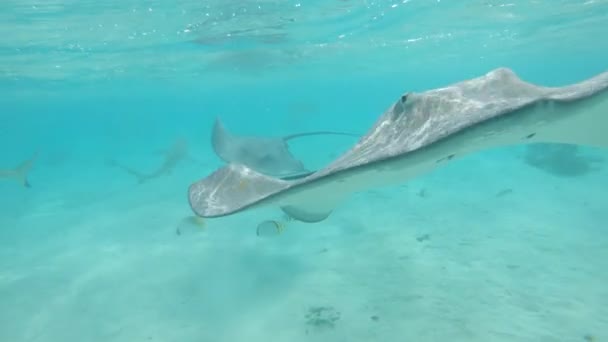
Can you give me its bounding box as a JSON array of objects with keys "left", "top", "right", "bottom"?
[{"left": 1, "top": 1, "right": 608, "bottom": 341}]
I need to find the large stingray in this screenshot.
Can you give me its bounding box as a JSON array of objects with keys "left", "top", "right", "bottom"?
[
  {"left": 211, "top": 117, "right": 359, "bottom": 178},
  {"left": 190, "top": 68, "right": 608, "bottom": 223}
]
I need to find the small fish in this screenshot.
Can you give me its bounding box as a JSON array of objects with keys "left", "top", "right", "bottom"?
[
  {"left": 495, "top": 188, "right": 513, "bottom": 198},
  {"left": 175, "top": 215, "right": 206, "bottom": 236},
  {"left": 583, "top": 334, "right": 595, "bottom": 342},
  {"left": 417, "top": 188, "right": 428, "bottom": 198},
  {"left": 256, "top": 220, "right": 286, "bottom": 237},
  {"left": 416, "top": 234, "right": 431, "bottom": 242}
]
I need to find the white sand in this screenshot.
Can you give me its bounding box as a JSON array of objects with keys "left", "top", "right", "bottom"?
[{"left": 0, "top": 147, "right": 606, "bottom": 342}]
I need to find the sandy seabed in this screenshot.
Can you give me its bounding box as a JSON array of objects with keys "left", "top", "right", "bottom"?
[{"left": 0, "top": 147, "right": 606, "bottom": 342}]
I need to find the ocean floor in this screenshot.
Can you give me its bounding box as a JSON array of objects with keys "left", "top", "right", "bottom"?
[{"left": 0, "top": 144, "right": 606, "bottom": 342}]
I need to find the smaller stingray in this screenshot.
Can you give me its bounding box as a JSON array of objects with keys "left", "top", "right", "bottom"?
[{"left": 211, "top": 117, "right": 359, "bottom": 178}]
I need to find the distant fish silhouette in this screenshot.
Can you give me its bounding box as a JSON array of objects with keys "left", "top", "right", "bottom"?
[
  {"left": 0, "top": 153, "right": 38, "bottom": 188},
  {"left": 189, "top": 67, "right": 608, "bottom": 223},
  {"left": 109, "top": 139, "right": 191, "bottom": 184}
]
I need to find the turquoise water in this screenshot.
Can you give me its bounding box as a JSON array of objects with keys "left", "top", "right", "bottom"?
[{"left": 1, "top": 1, "right": 608, "bottom": 341}]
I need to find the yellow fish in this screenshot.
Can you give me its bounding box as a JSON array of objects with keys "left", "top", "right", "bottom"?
[
  {"left": 256, "top": 219, "right": 286, "bottom": 237},
  {"left": 175, "top": 215, "right": 206, "bottom": 236}
]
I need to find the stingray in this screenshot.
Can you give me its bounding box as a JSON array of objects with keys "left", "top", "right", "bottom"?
[
  {"left": 211, "top": 117, "right": 359, "bottom": 178},
  {"left": 189, "top": 67, "right": 608, "bottom": 223}
]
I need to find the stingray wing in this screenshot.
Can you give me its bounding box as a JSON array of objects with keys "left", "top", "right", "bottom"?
[
  {"left": 188, "top": 163, "right": 292, "bottom": 217},
  {"left": 210, "top": 117, "right": 237, "bottom": 164}
]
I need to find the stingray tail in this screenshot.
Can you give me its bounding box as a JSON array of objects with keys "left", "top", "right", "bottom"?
[
  {"left": 13, "top": 152, "right": 38, "bottom": 188},
  {"left": 282, "top": 131, "right": 360, "bottom": 141}
]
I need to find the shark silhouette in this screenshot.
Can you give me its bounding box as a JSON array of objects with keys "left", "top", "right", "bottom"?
[
  {"left": 0, "top": 153, "right": 38, "bottom": 188},
  {"left": 109, "top": 139, "right": 192, "bottom": 184}
]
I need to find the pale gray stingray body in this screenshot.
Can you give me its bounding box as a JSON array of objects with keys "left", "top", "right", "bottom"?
[
  {"left": 211, "top": 118, "right": 359, "bottom": 178},
  {"left": 190, "top": 68, "right": 608, "bottom": 222}
]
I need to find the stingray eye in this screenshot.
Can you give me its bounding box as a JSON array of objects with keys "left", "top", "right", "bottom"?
[{"left": 392, "top": 95, "right": 407, "bottom": 119}]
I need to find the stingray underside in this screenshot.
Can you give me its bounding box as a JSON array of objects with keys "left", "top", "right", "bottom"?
[{"left": 191, "top": 68, "right": 608, "bottom": 222}]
